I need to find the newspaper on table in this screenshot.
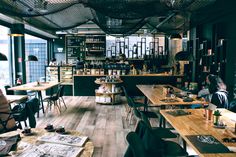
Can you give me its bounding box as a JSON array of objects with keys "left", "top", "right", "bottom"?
[
  {"left": 15, "top": 142, "right": 83, "bottom": 157},
  {"left": 37, "top": 133, "right": 88, "bottom": 147}
]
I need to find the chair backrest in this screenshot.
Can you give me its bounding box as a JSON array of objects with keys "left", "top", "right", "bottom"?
[
  {"left": 124, "top": 132, "right": 147, "bottom": 157},
  {"left": 122, "top": 86, "right": 134, "bottom": 108},
  {"left": 134, "top": 120, "right": 165, "bottom": 156},
  {"left": 59, "top": 85, "right": 64, "bottom": 97}
]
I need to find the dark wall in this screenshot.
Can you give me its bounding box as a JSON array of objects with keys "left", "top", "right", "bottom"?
[{"left": 192, "top": 11, "right": 236, "bottom": 101}]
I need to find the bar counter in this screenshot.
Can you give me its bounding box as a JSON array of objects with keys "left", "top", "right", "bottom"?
[{"left": 73, "top": 74, "right": 184, "bottom": 96}]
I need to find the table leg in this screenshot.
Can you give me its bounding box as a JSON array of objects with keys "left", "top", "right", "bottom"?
[
  {"left": 160, "top": 105, "right": 166, "bottom": 128},
  {"left": 182, "top": 138, "right": 187, "bottom": 151},
  {"left": 37, "top": 91, "right": 44, "bottom": 117},
  {"left": 144, "top": 96, "right": 148, "bottom": 111}
]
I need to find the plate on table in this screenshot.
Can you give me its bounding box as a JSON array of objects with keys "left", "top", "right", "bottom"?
[
  {"left": 44, "top": 127, "right": 55, "bottom": 132},
  {"left": 213, "top": 124, "right": 227, "bottom": 129},
  {"left": 21, "top": 131, "right": 34, "bottom": 136}
]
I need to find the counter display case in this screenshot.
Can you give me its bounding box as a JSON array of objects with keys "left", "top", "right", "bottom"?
[
  {"left": 94, "top": 77, "right": 123, "bottom": 105},
  {"left": 45, "top": 65, "right": 75, "bottom": 96},
  {"left": 60, "top": 66, "right": 74, "bottom": 85},
  {"left": 46, "top": 66, "right": 59, "bottom": 82}
]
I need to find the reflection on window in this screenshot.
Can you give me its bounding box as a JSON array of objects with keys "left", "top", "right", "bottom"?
[
  {"left": 0, "top": 25, "right": 10, "bottom": 93},
  {"left": 25, "top": 34, "right": 47, "bottom": 82}
]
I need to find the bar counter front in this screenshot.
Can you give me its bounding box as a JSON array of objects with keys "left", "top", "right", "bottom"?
[{"left": 73, "top": 74, "right": 183, "bottom": 96}]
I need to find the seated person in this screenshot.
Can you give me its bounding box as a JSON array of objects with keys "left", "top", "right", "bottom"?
[
  {"left": 76, "top": 57, "right": 84, "bottom": 69},
  {"left": 0, "top": 89, "right": 16, "bottom": 132},
  {"left": 208, "top": 75, "right": 229, "bottom": 109},
  {"left": 49, "top": 58, "right": 57, "bottom": 66}
]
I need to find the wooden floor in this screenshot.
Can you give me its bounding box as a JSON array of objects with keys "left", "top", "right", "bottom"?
[
  {"left": 35, "top": 96, "right": 198, "bottom": 157},
  {"left": 36, "top": 96, "right": 136, "bottom": 157}
]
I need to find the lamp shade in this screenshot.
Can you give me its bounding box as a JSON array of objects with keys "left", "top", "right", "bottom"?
[
  {"left": 175, "top": 51, "right": 193, "bottom": 61},
  {"left": 170, "top": 33, "right": 182, "bottom": 40},
  {"left": 0, "top": 53, "right": 8, "bottom": 61},
  {"left": 8, "top": 23, "right": 24, "bottom": 37},
  {"left": 26, "top": 55, "right": 38, "bottom": 61}
]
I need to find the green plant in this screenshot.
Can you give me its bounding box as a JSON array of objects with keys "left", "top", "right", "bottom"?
[{"left": 213, "top": 110, "right": 221, "bottom": 116}]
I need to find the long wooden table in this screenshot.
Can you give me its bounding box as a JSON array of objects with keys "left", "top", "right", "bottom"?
[
  {"left": 160, "top": 109, "right": 236, "bottom": 157},
  {"left": 8, "top": 82, "right": 60, "bottom": 116},
  {"left": 0, "top": 128, "right": 94, "bottom": 157},
  {"left": 137, "top": 84, "right": 207, "bottom": 107}
]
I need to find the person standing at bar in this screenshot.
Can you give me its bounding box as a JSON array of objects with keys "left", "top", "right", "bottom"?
[
  {"left": 208, "top": 75, "right": 229, "bottom": 109},
  {"left": 76, "top": 56, "right": 84, "bottom": 70}
]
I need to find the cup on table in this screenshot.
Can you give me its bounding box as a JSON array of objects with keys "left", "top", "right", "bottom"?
[
  {"left": 24, "top": 127, "right": 31, "bottom": 134},
  {"left": 46, "top": 124, "right": 54, "bottom": 130},
  {"left": 205, "top": 109, "right": 213, "bottom": 120},
  {"left": 56, "top": 126, "right": 65, "bottom": 133}
]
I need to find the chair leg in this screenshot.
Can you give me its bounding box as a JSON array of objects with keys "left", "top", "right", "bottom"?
[
  {"left": 129, "top": 110, "right": 134, "bottom": 125},
  {"left": 61, "top": 97, "right": 67, "bottom": 109},
  {"left": 126, "top": 107, "right": 131, "bottom": 120}
]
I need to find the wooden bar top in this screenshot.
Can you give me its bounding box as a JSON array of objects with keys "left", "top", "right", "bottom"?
[
  {"left": 160, "top": 109, "right": 236, "bottom": 157},
  {"left": 137, "top": 85, "right": 207, "bottom": 106}
]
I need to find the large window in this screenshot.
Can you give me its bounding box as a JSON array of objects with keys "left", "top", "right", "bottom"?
[
  {"left": 0, "top": 25, "right": 10, "bottom": 93},
  {"left": 25, "top": 34, "right": 47, "bottom": 82}
]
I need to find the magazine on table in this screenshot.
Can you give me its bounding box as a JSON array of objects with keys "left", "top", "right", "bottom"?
[
  {"left": 37, "top": 133, "right": 88, "bottom": 147},
  {"left": 16, "top": 142, "right": 83, "bottom": 157}
]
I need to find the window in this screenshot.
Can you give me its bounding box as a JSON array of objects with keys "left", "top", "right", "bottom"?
[
  {"left": 0, "top": 25, "right": 10, "bottom": 93},
  {"left": 25, "top": 34, "right": 47, "bottom": 82}
]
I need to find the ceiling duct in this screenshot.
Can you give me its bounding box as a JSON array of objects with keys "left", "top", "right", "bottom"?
[{"left": 34, "top": 0, "right": 48, "bottom": 13}]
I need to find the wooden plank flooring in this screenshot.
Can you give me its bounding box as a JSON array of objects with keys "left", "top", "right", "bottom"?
[
  {"left": 32, "top": 96, "right": 198, "bottom": 157},
  {"left": 36, "top": 96, "right": 136, "bottom": 157}
]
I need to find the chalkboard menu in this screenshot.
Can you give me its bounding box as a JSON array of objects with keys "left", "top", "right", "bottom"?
[
  {"left": 66, "top": 36, "right": 86, "bottom": 63},
  {"left": 65, "top": 35, "right": 106, "bottom": 63}
]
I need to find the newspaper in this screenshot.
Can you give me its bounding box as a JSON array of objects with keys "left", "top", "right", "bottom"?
[
  {"left": 37, "top": 133, "right": 88, "bottom": 147},
  {"left": 16, "top": 142, "right": 83, "bottom": 157}
]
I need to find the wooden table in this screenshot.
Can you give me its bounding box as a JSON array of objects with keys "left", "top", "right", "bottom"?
[
  {"left": 0, "top": 129, "right": 94, "bottom": 157},
  {"left": 8, "top": 82, "right": 60, "bottom": 116},
  {"left": 137, "top": 84, "right": 207, "bottom": 107},
  {"left": 160, "top": 109, "right": 236, "bottom": 157},
  {"left": 6, "top": 95, "right": 28, "bottom": 104}
]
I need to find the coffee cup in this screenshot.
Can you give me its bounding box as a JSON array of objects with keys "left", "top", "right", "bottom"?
[
  {"left": 57, "top": 126, "right": 65, "bottom": 133},
  {"left": 24, "top": 127, "right": 31, "bottom": 134},
  {"left": 46, "top": 124, "right": 54, "bottom": 130}
]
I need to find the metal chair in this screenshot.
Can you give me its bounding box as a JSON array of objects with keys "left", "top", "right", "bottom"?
[
  {"left": 58, "top": 85, "right": 67, "bottom": 109},
  {"left": 122, "top": 86, "right": 147, "bottom": 124},
  {"left": 43, "top": 86, "right": 62, "bottom": 114}
]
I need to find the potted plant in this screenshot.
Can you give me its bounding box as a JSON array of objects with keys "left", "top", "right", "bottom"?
[{"left": 213, "top": 110, "right": 221, "bottom": 125}]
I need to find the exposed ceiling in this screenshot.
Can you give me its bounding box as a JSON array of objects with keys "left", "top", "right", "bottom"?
[{"left": 0, "top": 0, "right": 232, "bottom": 37}]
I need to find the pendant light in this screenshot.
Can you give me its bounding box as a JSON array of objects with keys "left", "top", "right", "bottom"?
[
  {"left": 26, "top": 55, "right": 38, "bottom": 61},
  {"left": 0, "top": 52, "right": 8, "bottom": 61},
  {"left": 8, "top": 23, "right": 24, "bottom": 37}
]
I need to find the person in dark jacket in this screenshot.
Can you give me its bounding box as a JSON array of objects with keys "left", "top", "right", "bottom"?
[{"left": 208, "top": 75, "right": 229, "bottom": 109}]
